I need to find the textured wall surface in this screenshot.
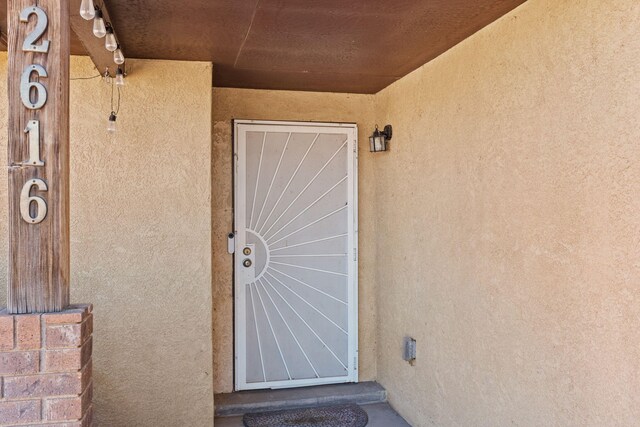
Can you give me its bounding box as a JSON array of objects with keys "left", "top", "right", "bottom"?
[
  {"left": 0, "top": 56, "right": 214, "bottom": 426},
  {"left": 373, "top": 0, "right": 640, "bottom": 425},
  {"left": 212, "top": 88, "right": 377, "bottom": 393}
]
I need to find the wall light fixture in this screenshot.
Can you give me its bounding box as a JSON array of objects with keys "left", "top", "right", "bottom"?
[{"left": 369, "top": 124, "right": 393, "bottom": 152}]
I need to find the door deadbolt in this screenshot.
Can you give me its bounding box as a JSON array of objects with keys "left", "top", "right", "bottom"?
[
  {"left": 243, "top": 247, "right": 252, "bottom": 256},
  {"left": 243, "top": 259, "right": 252, "bottom": 268}
]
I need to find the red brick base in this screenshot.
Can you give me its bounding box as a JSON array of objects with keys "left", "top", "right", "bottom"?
[{"left": 0, "top": 305, "right": 93, "bottom": 427}]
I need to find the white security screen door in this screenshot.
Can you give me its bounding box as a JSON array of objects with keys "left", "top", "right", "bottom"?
[{"left": 234, "top": 120, "right": 358, "bottom": 390}]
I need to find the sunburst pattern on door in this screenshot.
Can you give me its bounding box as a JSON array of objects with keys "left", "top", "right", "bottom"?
[{"left": 236, "top": 123, "right": 357, "bottom": 390}]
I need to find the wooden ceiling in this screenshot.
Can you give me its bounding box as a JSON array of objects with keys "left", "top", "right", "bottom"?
[{"left": 0, "top": 0, "right": 527, "bottom": 93}]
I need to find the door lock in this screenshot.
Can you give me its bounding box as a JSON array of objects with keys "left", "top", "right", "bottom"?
[{"left": 243, "top": 259, "right": 252, "bottom": 268}]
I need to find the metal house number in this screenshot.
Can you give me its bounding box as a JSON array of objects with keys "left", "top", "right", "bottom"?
[{"left": 18, "top": 5, "right": 50, "bottom": 225}]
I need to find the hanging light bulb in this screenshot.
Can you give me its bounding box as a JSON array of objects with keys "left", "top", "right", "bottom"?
[
  {"left": 105, "top": 25, "right": 118, "bottom": 51},
  {"left": 114, "top": 46, "right": 125, "bottom": 65},
  {"left": 107, "top": 112, "right": 117, "bottom": 133},
  {"left": 115, "top": 67, "right": 125, "bottom": 87},
  {"left": 93, "top": 9, "right": 106, "bottom": 38},
  {"left": 79, "top": 0, "right": 95, "bottom": 20}
]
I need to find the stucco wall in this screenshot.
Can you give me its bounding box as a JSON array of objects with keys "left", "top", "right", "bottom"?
[
  {"left": 0, "top": 56, "right": 214, "bottom": 426},
  {"left": 373, "top": 0, "right": 640, "bottom": 425},
  {"left": 212, "top": 88, "right": 377, "bottom": 393}
]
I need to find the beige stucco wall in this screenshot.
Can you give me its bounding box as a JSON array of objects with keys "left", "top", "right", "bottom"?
[
  {"left": 0, "top": 56, "right": 214, "bottom": 426},
  {"left": 212, "top": 88, "right": 377, "bottom": 393},
  {"left": 373, "top": 0, "right": 640, "bottom": 425}
]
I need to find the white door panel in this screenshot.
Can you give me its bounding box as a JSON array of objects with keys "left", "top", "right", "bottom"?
[{"left": 234, "top": 120, "right": 358, "bottom": 390}]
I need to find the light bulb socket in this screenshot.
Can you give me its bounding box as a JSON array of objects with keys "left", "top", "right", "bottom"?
[
  {"left": 105, "top": 24, "right": 114, "bottom": 35},
  {"left": 115, "top": 67, "right": 125, "bottom": 86},
  {"left": 107, "top": 112, "right": 117, "bottom": 133},
  {"left": 95, "top": 9, "right": 103, "bottom": 19}
]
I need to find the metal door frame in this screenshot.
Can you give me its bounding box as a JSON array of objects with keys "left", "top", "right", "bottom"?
[{"left": 233, "top": 119, "right": 359, "bottom": 390}]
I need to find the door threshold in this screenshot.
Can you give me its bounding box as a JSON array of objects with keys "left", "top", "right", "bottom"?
[{"left": 214, "top": 381, "right": 386, "bottom": 417}]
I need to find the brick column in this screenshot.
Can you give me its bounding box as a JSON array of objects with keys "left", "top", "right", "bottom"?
[{"left": 0, "top": 305, "right": 93, "bottom": 426}]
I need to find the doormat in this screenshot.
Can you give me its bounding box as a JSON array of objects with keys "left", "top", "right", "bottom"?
[{"left": 243, "top": 404, "right": 368, "bottom": 427}]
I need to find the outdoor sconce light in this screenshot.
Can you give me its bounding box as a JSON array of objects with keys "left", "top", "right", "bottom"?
[{"left": 369, "top": 124, "right": 393, "bottom": 152}]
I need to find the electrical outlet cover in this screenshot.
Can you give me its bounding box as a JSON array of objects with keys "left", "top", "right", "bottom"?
[{"left": 404, "top": 337, "right": 416, "bottom": 362}]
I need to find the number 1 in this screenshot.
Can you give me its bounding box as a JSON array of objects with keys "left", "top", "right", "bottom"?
[{"left": 24, "top": 120, "right": 44, "bottom": 166}]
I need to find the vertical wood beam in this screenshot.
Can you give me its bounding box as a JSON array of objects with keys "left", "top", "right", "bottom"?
[{"left": 7, "top": 0, "right": 70, "bottom": 313}]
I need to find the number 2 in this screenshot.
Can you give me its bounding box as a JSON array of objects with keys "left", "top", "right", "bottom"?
[{"left": 20, "top": 6, "right": 50, "bottom": 53}]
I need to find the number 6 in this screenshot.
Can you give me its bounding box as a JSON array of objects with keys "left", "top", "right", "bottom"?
[
  {"left": 20, "top": 179, "right": 48, "bottom": 224},
  {"left": 20, "top": 64, "right": 48, "bottom": 110}
]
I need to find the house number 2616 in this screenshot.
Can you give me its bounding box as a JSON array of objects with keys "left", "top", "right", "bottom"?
[{"left": 18, "top": 5, "right": 50, "bottom": 224}]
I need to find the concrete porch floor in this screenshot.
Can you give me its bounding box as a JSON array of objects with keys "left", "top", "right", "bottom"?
[
  {"left": 214, "top": 402, "right": 411, "bottom": 426},
  {"left": 214, "top": 382, "right": 411, "bottom": 426}
]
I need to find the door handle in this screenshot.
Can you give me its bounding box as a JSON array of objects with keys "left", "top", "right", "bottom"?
[{"left": 227, "top": 233, "right": 235, "bottom": 254}]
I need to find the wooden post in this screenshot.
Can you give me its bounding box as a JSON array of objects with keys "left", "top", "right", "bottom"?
[{"left": 7, "top": 0, "right": 70, "bottom": 313}]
